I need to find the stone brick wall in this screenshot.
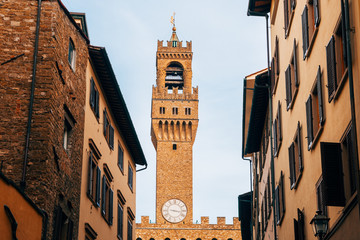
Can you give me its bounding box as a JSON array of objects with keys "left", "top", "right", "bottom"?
[{"left": 0, "top": 0, "right": 88, "bottom": 238}]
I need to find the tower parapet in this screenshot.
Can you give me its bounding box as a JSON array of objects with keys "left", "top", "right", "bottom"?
[
  {"left": 152, "top": 85, "right": 198, "bottom": 100},
  {"left": 157, "top": 40, "right": 192, "bottom": 52}
]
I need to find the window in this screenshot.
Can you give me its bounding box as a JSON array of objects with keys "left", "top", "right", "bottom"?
[
  {"left": 173, "top": 144, "right": 177, "bottom": 150},
  {"left": 103, "top": 109, "right": 114, "bottom": 150},
  {"left": 275, "top": 172, "right": 285, "bottom": 225},
  {"left": 160, "top": 107, "right": 165, "bottom": 114},
  {"left": 63, "top": 105, "right": 76, "bottom": 151},
  {"left": 288, "top": 122, "right": 303, "bottom": 189},
  {"left": 316, "top": 177, "right": 327, "bottom": 217},
  {"left": 118, "top": 145, "right": 124, "bottom": 173},
  {"left": 285, "top": 39, "right": 299, "bottom": 110},
  {"left": 284, "top": 0, "right": 296, "bottom": 36},
  {"left": 293, "top": 209, "right": 305, "bottom": 240},
  {"left": 301, "top": 0, "right": 320, "bottom": 58},
  {"left": 53, "top": 206, "right": 73, "bottom": 240},
  {"left": 101, "top": 167, "right": 114, "bottom": 225},
  {"left": 266, "top": 175, "right": 271, "bottom": 219},
  {"left": 305, "top": 66, "right": 324, "bottom": 150},
  {"left": 185, "top": 107, "right": 191, "bottom": 115},
  {"left": 127, "top": 208, "right": 135, "bottom": 240},
  {"left": 128, "top": 164, "right": 133, "bottom": 191},
  {"left": 342, "top": 125, "right": 357, "bottom": 199},
  {"left": 117, "top": 202, "right": 124, "bottom": 239},
  {"left": 326, "top": 1, "right": 348, "bottom": 102},
  {"left": 172, "top": 107, "right": 178, "bottom": 115},
  {"left": 90, "top": 77, "right": 100, "bottom": 118},
  {"left": 85, "top": 223, "right": 97, "bottom": 240},
  {"left": 68, "top": 38, "right": 76, "bottom": 70},
  {"left": 87, "top": 147, "right": 101, "bottom": 206},
  {"left": 273, "top": 102, "right": 282, "bottom": 157},
  {"left": 271, "top": 36, "right": 280, "bottom": 94}
]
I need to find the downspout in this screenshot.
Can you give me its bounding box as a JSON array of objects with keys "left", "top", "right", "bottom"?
[
  {"left": 21, "top": 0, "right": 42, "bottom": 191},
  {"left": 344, "top": 0, "right": 360, "bottom": 217},
  {"left": 265, "top": 13, "right": 277, "bottom": 240}
]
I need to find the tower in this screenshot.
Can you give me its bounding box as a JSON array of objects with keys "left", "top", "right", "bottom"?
[{"left": 151, "top": 25, "right": 199, "bottom": 224}]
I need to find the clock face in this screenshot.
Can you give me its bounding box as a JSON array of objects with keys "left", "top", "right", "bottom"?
[{"left": 162, "top": 199, "right": 187, "bottom": 223}]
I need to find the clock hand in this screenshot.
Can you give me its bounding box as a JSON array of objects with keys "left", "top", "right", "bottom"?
[{"left": 170, "top": 209, "right": 180, "bottom": 212}]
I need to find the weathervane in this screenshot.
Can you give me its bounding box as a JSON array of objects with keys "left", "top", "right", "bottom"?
[{"left": 170, "top": 12, "right": 176, "bottom": 28}]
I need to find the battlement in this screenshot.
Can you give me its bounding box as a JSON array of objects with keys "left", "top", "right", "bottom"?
[
  {"left": 152, "top": 85, "right": 198, "bottom": 100},
  {"left": 157, "top": 40, "right": 192, "bottom": 52},
  {"left": 137, "top": 216, "right": 241, "bottom": 229}
]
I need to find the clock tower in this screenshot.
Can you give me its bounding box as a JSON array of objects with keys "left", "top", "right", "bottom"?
[{"left": 151, "top": 25, "right": 198, "bottom": 224}]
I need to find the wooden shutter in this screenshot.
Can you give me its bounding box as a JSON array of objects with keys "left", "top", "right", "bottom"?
[
  {"left": 67, "top": 219, "right": 73, "bottom": 240},
  {"left": 95, "top": 90, "right": 99, "bottom": 118},
  {"left": 285, "top": 65, "right": 292, "bottom": 108},
  {"left": 271, "top": 58, "right": 275, "bottom": 93},
  {"left": 128, "top": 166, "right": 133, "bottom": 190},
  {"left": 294, "top": 218, "right": 299, "bottom": 240},
  {"left": 297, "top": 122, "right": 303, "bottom": 172},
  {"left": 275, "top": 186, "right": 280, "bottom": 224},
  {"left": 118, "top": 204, "right": 124, "bottom": 239},
  {"left": 326, "top": 36, "right": 337, "bottom": 102},
  {"left": 316, "top": 66, "right": 324, "bottom": 125},
  {"left": 103, "top": 109, "right": 108, "bottom": 136},
  {"left": 297, "top": 209, "right": 305, "bottom": 240},
  {"left": 87, "top": 154, "right": 93, "bottom": 196},
  {"left": 301, "top": 5, "right": 309, "bottom": 58},
  {"left": 109, "top": 189, "right": 114, "bottom": 225},
  {"left": 317, "top": 179, "right": 327, "bottom": 216},
  {"left": 289, "top": 142, "right": 296, "bottom": 187},
  {"left": 95, "top": 166, "right": 101, "bottom": 207},
  {"left": 279, "top": 173, "right": 285, "bottom": 219},
  {"left": 277, "top": 103, "right": 282, "bottom": 142},
  {"left": 284, "top": 0, "right": 289, "bottom": 34},
  {"left": 290, "top": 0, "right": 296, "bottom": 10},
  {"left": 314, "top": 0, "right": 320, "bottom": 27},
  {"left": 320, "top": 142, "right": 345, "bottom": 206},
  {"left": 276, "top": 37, "right": 280, "bottom": 76},
  {"left": 293, "top": 39, "right": 299, "bottom": 86},
  {"left": 101, "top": 175, "right": 106, "bottom": 215},
  {"left": 273, "top": 119, "right": 278, "bottom": 156},
  {"left": 90, "top": 78, "right": 95, "bottom": 108},
  {"left": 341, "top": 0, "right": 348, "bottom": 68},
  {"left": 109, "top": 125, "right": 114, "bottom": 150},
  {"left": 305, "top": 95, "right": 313, "bottom": 149},
  {"left": 128, "top": 219, "right": 133, "bottom": 240},
  {"left": 118, "top": 146, "right": 124, "bottom": 171}
]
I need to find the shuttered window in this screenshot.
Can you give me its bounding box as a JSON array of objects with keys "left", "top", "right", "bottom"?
[
  {"left": 305, "top": 95, "right": 313, "bottom": 149},
  {"left": 302, "top": 1, "right": 320, "bottom": 59},
  {"left": 286, "top": 39, "right": 299, "bottom": 110},
  {"left": 284, "top": 0, "right": 296, "bottom": 36},
  {"left": 127, "top": 219, "right": 133, "bottom": 240},
  {"left": 118, "top": 203, "right": 124, "bottom": 240},
  {"left": 274, "top": 102, "right": 282, "bottom": 157},
  {"left": 289, "top": 122, "right": 303, "bottom": 189},
  {"left": 128, "top": 164, "right": 134, "bottom": 191},
  {"left": 275, "top": 172, "right": 285, "bottom": 225},
  {"left": 103, "top": 109, "right": 115, "bottom": 150},
  {"left": 118, "top": 145, "right": 124, "bottom": 172},
  {"left": 320, "top": 142, "right": 345, "bottom": 206},
  {"left": 301, "top": 5, "right": 309, "bottom": 58},
  {"left": 294, "top": 209, "right": 305, "bottom": 240},
  {"left": 326, "top": 36, "right": 337, "bottom": 102},
  {"left": 87, "top": 151, "right": 101, "bottom": 207},
  {"left": 271, "top": 37, "right": 280, "bottom": 94},
  {"left": 101, "top": 173, "right": 114, "bottom": 225},
  {"left": 316, "top": 177, "right": 327, "bottom": 216},
  {"left": 109, "top": 125, "right": 114, "bottom": 150},
  {"left": 285, "top": 65, "right": 292, "bottom": 108},
  {"left": 54, "top": 206, "right": 73, "bottom": 240},
  {"left": 90, "top": 77, "right": 100, "bottom": 118},
  {"left": 316, "top": 67, "right": 324, "bottom": 124}
]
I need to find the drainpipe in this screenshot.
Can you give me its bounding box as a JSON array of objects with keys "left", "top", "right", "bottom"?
[
  {"left": 21, "top": 0, "right": 42, "bottom": 191},
  {"left": 344, "top": 0, "right": 360, "bottom": 217},
  {"left": 242, "top": 157, "right": 253, "bottom": 240}
]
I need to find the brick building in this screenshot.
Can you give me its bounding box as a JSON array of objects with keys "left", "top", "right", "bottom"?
[
  {"left": 243, "top": 0, "right": 360, "bottom": 239},
  {"left": 136, "top": 26, "right": 242, "bottom": 240},
  {"left": 0, "top": 1, "right": 147, "bottom": 239}
]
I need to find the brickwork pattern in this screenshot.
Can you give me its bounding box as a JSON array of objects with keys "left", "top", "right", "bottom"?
[{"left": 0, "top": 0, "right": 88, "bottom": 238}]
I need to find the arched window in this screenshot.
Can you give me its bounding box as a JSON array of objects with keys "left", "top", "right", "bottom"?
[
  {"left": 165, "top": 238, "right": 171, "bottom": 240},
  {"left": 150, "top": 238, "right": 155, "bottom": 240},
  {"left": 180, "top": 238, "right": 186, "bottom": 240},
  {"left": 196, "top": 238, "right": 202, "bottom": 240},
  {"left": 165, "top": 62, "right": 184, "bottom": 90},
  {"left": 212, "top": 238, "right": 218, "bottom": 240},
  {"left": 136, "top": 238, "right": 142, "bottom": 240}
]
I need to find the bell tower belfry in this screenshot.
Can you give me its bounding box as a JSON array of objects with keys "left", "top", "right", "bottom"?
[{"left": 151, "top": 24, "right": 199, "bottom": 224}]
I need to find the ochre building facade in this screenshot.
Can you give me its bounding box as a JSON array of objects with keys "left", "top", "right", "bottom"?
[{"left": 136, "top": 27, "right": 241, "bottom": 240}]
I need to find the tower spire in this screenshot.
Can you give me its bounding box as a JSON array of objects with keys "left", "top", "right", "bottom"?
[{"left": 170, "top": 12, "right": 179, "bottom": 47}]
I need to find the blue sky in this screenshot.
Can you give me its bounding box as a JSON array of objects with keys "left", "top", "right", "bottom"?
[{"left": 62, "top": 0, "right": 267, "bottom": 223}]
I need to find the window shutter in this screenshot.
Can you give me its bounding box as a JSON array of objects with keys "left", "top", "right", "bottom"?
[
  {"left": 118, "top": 204, "right": 123, "bottom": 239},
  {"left": 271, "top": 58, "right": 275, "bottom": 93},
  {"left": 101, "top": 175, "right": 106, "bottom": 215},
  {"left": 275, "top": 186, "right": 280, "bottom": 224},
  {"left": 284, "top": 0, "right": 289, "bottom": 34},
  {"left": 320, "top": 142, "right": 345, "bottom": 206},
  {"left": 305, "top": 95, "right": 313, "bottom": 149},
  {"left": 87, "top": 154, "right": 93, "bottom": 196},
  {"left": 294, "top": 218, "right": 299, "bottom": 240},
  {"left": 341, "top": 0, "right": 348, "bottom": 68},
  {"left": 290, "top": 0, "right": 296, "bottom": 10},
  {"left": 301, "top": 5, "right": 309, "bottom": 58},
  {"left": 293, "top": 39, "right": 299, "bottom": 86},
  {"left": 109, "top": 188, "right": 113, "bottom": 225},
  {"left": 279, "top": 173, "right": 285, "bottom": 218},
  {"left": 297, "top": 122, "right": 303, "bottom": 172},
  {"left": 285, "top": 65, "right": 292, "bottom": 108},
  {"left": 326, "top": 36, "right": 337, "bottom": 102},
  {"left": 297, "top": 209, "right": 305, "bottom": 240},
  {"left": 109, "top": 125, "right": 114, "bottom": 150},
  {"left": 316, "top": 66, "right": 324, "bottom": 125},
  {"left": 273, "top": 119, "right": 278, "bottom": 156},
  {"left": 128, "top": 220, "right": 133, "bottom": 240},
  {"left": 95, "top": 90, "right": 99, "bottom": 118},
  {"left": 103, "top": 109, "right": 108, "bottom": 136},
  {"left": 96, "top": 166, "right": 101, "bottom": 207},
  {"left": 118, "top": 146, "right": 124, "bottom": 171},
  {"left": 277, "top": 103, "right": 282, "bottom": 142},
  {"left": 317, "top": 179, "right": 327, "bottom": 216},
  {"left": 90, "top": 78, "right": 95, "bottom": 108},
  {"left": 289, "top": 143, "right": 296, "bottom": 187},
  {"left": 276, "top": 37, "right": 280, "bottom": 76},
  {"left": 128, "top": 166, "right": 133, "bottom": 190},
  {"left": 67, "top": 219, "right": 73, "bottom": 240},
  {"left": 53, "top": 206, "right": 63, "bottom": 239},
  {"left": 314, "top": 0, "right": 320, "bottom": 27}
]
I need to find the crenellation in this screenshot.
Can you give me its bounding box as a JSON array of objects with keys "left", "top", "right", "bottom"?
[
  {"left": 152, "top": 85, "right": 198, "bottom": 100},
  {"left": 157, "top": 40, "right": 192, "bottom": 52}
]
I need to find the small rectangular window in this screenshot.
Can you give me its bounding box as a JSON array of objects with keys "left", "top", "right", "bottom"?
[
  {"left": 160, "top": 107, "right": 165, "bottom": 114},
  {"left": 173, "top": 144, "right": 177, "bottom": 150},
  {"left": 284, "top": 0, "right": 296, "bottom": 36},
  {"left": 90, "top": 77, "right": 100, "bottom": 118},
  {"left": 316, "top": 177, "right": 327, "bottom": 217},
  {"left": 118, "top": 145, "right": 124, "bottom": 172},
  {"left": 285, "top": 39, "right": 299, "bottom": 110},
  {"left": 117, "top": 203, "right": 124, "bottom": 240},
  {"left": 128, "top": 165, "right": 133, "bottom": 191},
  {"left": 63, "top": 105, "right": 76, "bottom": 151},
  {"left": 293, "top": 209, "right": 305, "bottom": 240},
  {"left": 288, "top": 122, "right": 303, "bottom": 189},
  {"left": 172, "top": 107, "right": 178, "bottom": 115},
  {"left": 101, "top": 174, "right": 114, "bottom": 225},
  {"left": 275, "top": 172, "right": 285, "bottom": 225},
  {"left": 103, "top": 109, "right": 115, "bottom": 150},
  {"left": 185, "top": 107, "right": 191, "bottom": 115},
  {"left": 127, "top": 218, "right": 133, "bottom": 240},
  {"left": 87, "top": 151, "right": 101, "bottom": 207},
  {"left": 68, "top": 39, "right": 76, "bottom": 70}
]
